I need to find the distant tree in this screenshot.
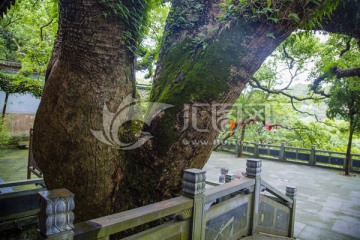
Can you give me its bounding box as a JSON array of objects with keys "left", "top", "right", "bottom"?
[
  {"left": 0, "top": 70, "right": 43, "bottom": 119},
  {"left": 327, "top": 79, "right": 360, "bottom": 175}
]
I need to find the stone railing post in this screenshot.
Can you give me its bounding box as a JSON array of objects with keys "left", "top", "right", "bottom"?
[
  {"left": 254, "top": 141, "right": 259, "bottom": 158},
  {"left": 286, "top": 186, "right": 297, "bottom": 238},
  {"left": 279, "top": 142, "right": 286, "bottom": 161},
  {"left": 38, "top": 189, "right": 75, "bottom": 240},
  {"left": 183, "top": 169, "right": 206, "bottom": 240},
  {"left": 246, "top": 159, "right": 262, "bottom": 235},
  {"left": 309, "top": 145, "right": 316, "bottom": 165}
]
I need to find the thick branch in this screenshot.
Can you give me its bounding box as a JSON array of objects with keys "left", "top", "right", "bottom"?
[
  {"left": 335, "top": 66, "right": 360, "bottom": 79},
  {"left": 311, "top": 74, "right": 330, "bottom": 98},
  {"left": 340, "top": 39, "right": 351, "bottom": 57},
  {"left": 316, "top": 0, "right": 360, "bottom": 41},
  {"left": 290, "top": 98, "right": 319, "bottom": 121},
  {"left": 250, "top": 77, "right": 324, "bottom": 101},
  {"left": 40, "top": 18, "right": 54, "bottom": 41}
]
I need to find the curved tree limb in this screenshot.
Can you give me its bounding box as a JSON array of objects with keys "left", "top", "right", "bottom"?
[
  {"left": 40, "top": 18, "right": 54, "bottom": 41},
  {"left": 290, "top": 98, "right": 319, "bottom": 121},
  {"left": 334, "top": 66, "right": 360, "bottom": 79},
  {"left": 250, "top": 77, "right": 325, "bottom": 101}
]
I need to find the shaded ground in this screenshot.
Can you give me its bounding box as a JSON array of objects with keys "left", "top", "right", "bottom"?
[
  {"left": 0, "top": 149, "right": 29, "bottom": 182},
  {"left": 204, "top": 151, "right": 360, "bottom": 240},
  {"left": 0, "top": 149, "right": 36, "bottom": 192}
]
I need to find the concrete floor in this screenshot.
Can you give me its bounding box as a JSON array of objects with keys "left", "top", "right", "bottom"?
[{"left": 204, "top": 151, "right": 360, "bottom": 240}]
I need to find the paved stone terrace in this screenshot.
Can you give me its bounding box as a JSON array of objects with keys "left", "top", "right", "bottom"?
[
  {"left": 204, "top": 151, "right": 360, "bottom": 240},
  {"left": 1, "top": 149, "right": 359, "bottom": 239}
]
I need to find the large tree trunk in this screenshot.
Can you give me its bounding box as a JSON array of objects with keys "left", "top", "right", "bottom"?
[
  {"left": 33, "top": 0, "right": 137, "bottom": 221},
  {"left": 33, "top": 0, "right": 338, "bottom": 221},
  {"left": 116, "top": 0, "right": 323, "bottom": 210}
]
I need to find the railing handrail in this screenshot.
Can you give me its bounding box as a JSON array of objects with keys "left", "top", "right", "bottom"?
[
  {"left": 259, "top": 143, "right": 281, "bottom": 148},
  {"left": 0, "top": 178, "right": 44, "bottom": 189},
  {"left": 315, "top": 149, "right": 346, "bottom": 155},
  {"left": 73, "top": 196, "right": 193, "bottom": 239},
  {"left": 204, "top": 177, "right": 255, "bottom": 203},
  {"left": 261, "top": 180, "right": 293, "bottom": 204},
  {"left": 285, "top": 146, "right": 310, "bottom": 151},
  {"left": 242, "top": 141, "right": 360, "bottom": 158},
  {"left": 205, "top": 180, "right": 221, "bottom": 187},
  {"left": 37, "top": 163, "right": 297, "bottom": 240}
]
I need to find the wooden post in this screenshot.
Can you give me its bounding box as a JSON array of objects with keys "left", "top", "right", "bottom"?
[
  {"left": 246, "top": 159, "right": 262, "bottom": 235},
  {"left": 309, "top": 145, "right": 316, "bottom": 166},
  {"left": 279, "top": 142, "right": 285, "bottom": 161},
  {"left": 286, "top": 186, "right": 297, "bottom": 238},
  {"left": 183, "top": 169, "right": 206, "bottom": 240},
  {"left": 38, "top": 188, "right": 75, "bottom": 240},
  {"left": 254, "top": 141, "right": 259, "bottom": 158}
]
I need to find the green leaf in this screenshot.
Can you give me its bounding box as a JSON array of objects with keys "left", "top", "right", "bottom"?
[
  {"left": 288, "top": 13, "right": 300, "bottom": 22},
  {"left": 267, "top": 0, "right": 272, "bottom": 8},
  {"left": 268, "top": 17, "right": 279, "bottom": 23},
  {"left": 267, "top": 33, "right": 276, "bottom": 40}
]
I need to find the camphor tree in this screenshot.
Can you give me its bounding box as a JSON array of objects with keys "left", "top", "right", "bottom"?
[{"left": 24, "top": 0, "right": 360, "bottom": 221}]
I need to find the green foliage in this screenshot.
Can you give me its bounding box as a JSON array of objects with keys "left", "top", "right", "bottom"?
[
  {"left": 219, "top": 0, "right": 316, "bottom": 25},
  {"left": 136, "top": 3, "right": 170, "bottom": 79},
  {"left": 304, "top": 0, "right": 341, "bottom": 30},
  {"left": 0, "top": 70, "right": 43, "bottom": 97},
  {"left": 218, "top": 0, "right": 344, "bottom": 36},
  {"left": 98, "top": 0, "right": 162, "bottom": 54},
  {"left": 327, "top": 78, "right": 360, "bottom": 128},
  {"left": 226, "top": 30, "right": 360, "bottom": 153},
  {"left": 0, "top": 119, "right": 11, "bottom": 148},
  {"left": 0, "top": 0, "right": 58, "bottom": 73}
]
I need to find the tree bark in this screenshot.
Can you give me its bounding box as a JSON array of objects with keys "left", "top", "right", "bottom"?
[
  {"left": 345, "top": 101, "right": 355, "bottom": 176},
  {"left": 33, "top": 0, "right": 356, "bottom": 222},
  {"left": 345, "top": 123, "right": 354, "bottom": 176},
  {"left": 2, "top": 92, "right": 9, "bottom": 119},
  {"left": 318, "top": 0, "right": 360, "bottom": 41},
  {"left": 115, "top": 0, "right": 324, "bottom": 210},
  {"left": 33, "top": 0, "right": 136, "bottom": 221}
]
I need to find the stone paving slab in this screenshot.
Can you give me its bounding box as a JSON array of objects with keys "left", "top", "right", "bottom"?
[
  {"left": 204, "top": 151, "right": 360, "bottom": 240},
  {"left": 0, "top": 149, "right": 39, "bottom": 191}
]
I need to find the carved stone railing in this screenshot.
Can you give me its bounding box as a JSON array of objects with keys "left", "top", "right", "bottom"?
[
  {"left": 38, "top": 188, "right": 75, "bottom": 239},
  {"left": 0, "top": 178, "right": 46, "bottom": 231},
  {"left": 36, "top": 159, "right": 296, "bottom": 240},
  {"left": 219, "top": 139, "right": 360, "bottom": 171}
]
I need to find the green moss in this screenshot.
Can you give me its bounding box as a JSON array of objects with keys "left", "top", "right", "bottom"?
[{"left": 149, "top": 22, "right": 254, "bottom": 154}]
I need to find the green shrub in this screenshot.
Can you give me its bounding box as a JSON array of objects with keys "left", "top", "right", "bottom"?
[{"left": 0, "top": 122, "right": 11, "bottom": 149}]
